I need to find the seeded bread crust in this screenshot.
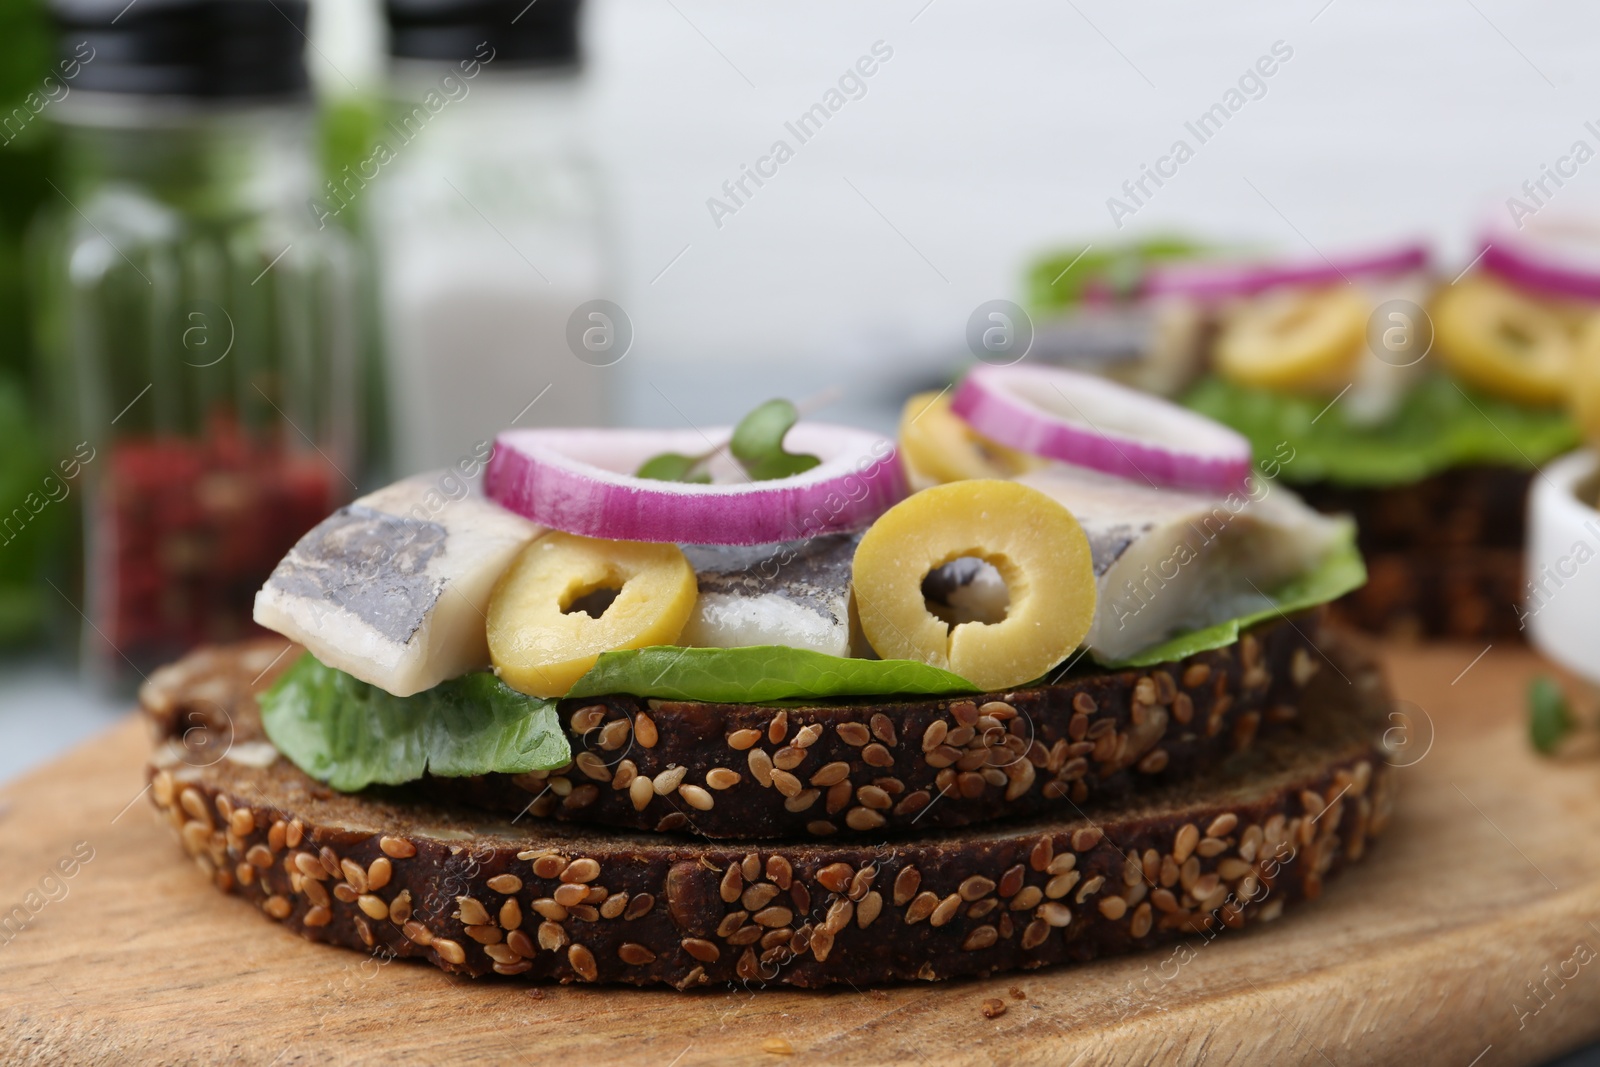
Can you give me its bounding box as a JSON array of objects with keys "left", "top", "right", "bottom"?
[
  {"left": 145, "top": 639, "right": 1392, "bottom": 989},
  {"left": 141, "top": 617, "right": 1325, "bottom": 839}
]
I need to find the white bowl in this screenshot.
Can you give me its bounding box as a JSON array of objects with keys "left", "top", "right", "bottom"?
[{"left": 1526, "top": 449, "right": 1600, "bottom": 681}]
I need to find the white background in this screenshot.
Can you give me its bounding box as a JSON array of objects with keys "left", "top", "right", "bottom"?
[
  {"left": 310, "top": 0, "right": 1600, "bottom": 430},
  {"left": 575, "top": 0, "right": 1600, "bottom": 426}
]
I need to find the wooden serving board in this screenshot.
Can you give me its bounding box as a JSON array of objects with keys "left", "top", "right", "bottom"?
[{"left": 4, "top": 643, "right": 1600, "bottom": 1066}]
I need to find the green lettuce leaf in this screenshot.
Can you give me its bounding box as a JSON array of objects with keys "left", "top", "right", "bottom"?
[
  {"left": 259, "top": 653, "right": 569, "bottom": 792},
  {"left": 1094, "top": 534, "right": 1367, "bottom": 669},
  {"left": 1183, "top": 373, "right": 1578, "bottom": 488},
  {"left": 567, "top": 645, "right": 978, "bottom": 703}
]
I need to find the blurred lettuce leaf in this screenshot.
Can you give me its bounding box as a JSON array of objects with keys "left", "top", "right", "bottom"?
[
  {"left": 1027, "top": 237, "right": 1209, "bottom": 312},
  {"left": 1183, "top": 374, "right": 1578, "bottom": 487}
]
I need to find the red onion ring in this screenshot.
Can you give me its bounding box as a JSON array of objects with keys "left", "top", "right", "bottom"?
[
  {"left": 950, "top": 364, "right": 1252, "bottom": 494},
  {"left": 486, "top": 425, "right": 907, "bottom": 545},
  {"left": 1141, "top": 242, "right": 1430, "bottom": 300},
  {"left": 1479, "top": 223, "right": 1600, "bottom": 302}
]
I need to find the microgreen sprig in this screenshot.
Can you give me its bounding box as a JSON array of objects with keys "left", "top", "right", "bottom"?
[{"left": 636, "top": 399, "right": 822, "bottom": 484}]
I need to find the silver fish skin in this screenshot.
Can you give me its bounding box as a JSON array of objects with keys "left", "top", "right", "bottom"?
[
  {"left": 253, "top": 473, "right": 541, "bottom": 696},
  {"left": 1015, "top": 465, "right": 1347, "bottom": 662},
  {"left": 680, "top": 534, "right": 859, "bottom": 658}
]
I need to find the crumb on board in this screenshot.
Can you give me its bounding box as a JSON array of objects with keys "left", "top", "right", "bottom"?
[
  {"left": 763, "top": 1037, "right": 794, "bottom": 1055},
  {"left": 982, "top": 998, "right": 1007, "bottom": 1019}
]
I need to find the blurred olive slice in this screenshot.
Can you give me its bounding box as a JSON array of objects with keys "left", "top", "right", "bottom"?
[
  {"left": 897, "top": 390, "right": 1041, "bottom": 486},
  {"left": 1215, "top": 285, "right": 1367, "bottom": 392},
  {"left": 1433, "top": 275, "right": 1572, "bottom": 407}
]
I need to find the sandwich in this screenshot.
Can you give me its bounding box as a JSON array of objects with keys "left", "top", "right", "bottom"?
[
  {"left": 144, "top": 371, "right": 1393, "bottom": 987},
  {"left": 1029, "top": 232, "right": 1589, "bottom": 639}
]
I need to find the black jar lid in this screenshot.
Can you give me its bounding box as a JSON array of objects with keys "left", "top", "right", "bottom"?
[
  {"left": 49, "top": 0, "right": 310, "bottom": 99},
  {"left": 386, "top": 0, "right": 581, "bottom": 67}
]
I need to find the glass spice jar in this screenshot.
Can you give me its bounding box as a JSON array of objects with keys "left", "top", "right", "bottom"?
[
  {"left": 372, "top": 0, "right": 612, "bottom": 476},
  {"left": 30, "top": 0, "right": 364, "bottom": 686}
]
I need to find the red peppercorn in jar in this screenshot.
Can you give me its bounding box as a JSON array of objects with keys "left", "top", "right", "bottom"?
[{"left": 90, "top": 417, "right": 342, "bottom": 671}]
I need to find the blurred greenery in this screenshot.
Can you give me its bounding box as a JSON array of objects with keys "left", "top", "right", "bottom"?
[
  {"left": 1026, "top": 236, "right": 1209, "bottom": 311},
  {"left": 0, "top": 377, "right": 51, "bottom": 643},
  {"left": 318, "top": 94, "right": 385, "bottom": 229},
  {"left": 0, "top": 0, "right": 55, "bottom": 387},
  {"left": 318, "top": 92, "right": 392, "bottom": 485},
  {"left": 1528, "top": 675, "right": 1574, "bottom": 755},
  {"left": 0, "top": 4, "right": 400, "bottom": 647},
  {"left": 1183, "top": 373, "right": 1579, "bottom": 487},
  {"left": 1027, "top": 237, "right": 1580, "bottom": 489},
  {"left": 0, "top": 0, "right": 57, "bottom": 645}
]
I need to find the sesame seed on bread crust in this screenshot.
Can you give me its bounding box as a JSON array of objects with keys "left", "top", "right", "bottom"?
[{"left": 145, "top": 635, "right": 1393, "bottom": 989}]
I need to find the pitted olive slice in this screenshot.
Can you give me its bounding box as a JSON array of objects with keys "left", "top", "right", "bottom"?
[
  {"left": 852, "top": 480, "right": 1095, "bottom": 691},
  {"left": 488, "top": 533, "right": 697, "bottom": 697}
]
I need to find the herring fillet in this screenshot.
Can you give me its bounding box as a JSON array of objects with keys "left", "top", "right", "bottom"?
[
  {"left": 1016, "top": 465, "right": 1346, "bottom": 662},
  {"left": 253, "top": 475, "right": 542, "bottom": 696},
  {"left": 679, "top": 534, "right": 857, "bottom": 658}
]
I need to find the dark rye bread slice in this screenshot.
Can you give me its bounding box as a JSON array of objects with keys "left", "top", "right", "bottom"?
[
  {"left": 1297, "top": 465, "right": 1532, "bottom": 640},
  {"left": 143, "top": 638, "right": 1393, "bottom": 989},
  {"left": 1326, "top": 547, "right": 1523, "bottom": 642},
  {"left": 140, "top": 615, "right": 1327, "bottom": 839}
]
